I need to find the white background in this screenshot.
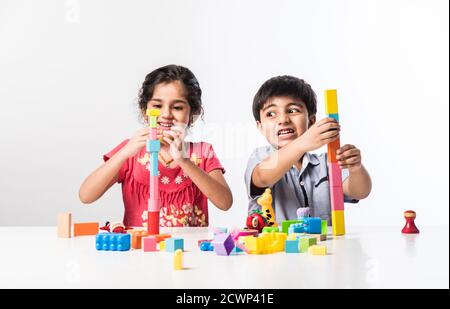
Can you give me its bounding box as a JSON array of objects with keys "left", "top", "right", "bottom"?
[{"left": 0, "top": 0, "right": 448, "bottom": 228}]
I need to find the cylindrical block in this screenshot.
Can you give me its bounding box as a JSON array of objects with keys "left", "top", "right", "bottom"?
[{"left": 147, "top": 211, "right": 159, "bottom": 235}]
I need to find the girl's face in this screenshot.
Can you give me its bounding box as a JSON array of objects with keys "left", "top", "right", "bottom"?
[{"left": 146, "top": 81, "right": 191, "bottom": 131}]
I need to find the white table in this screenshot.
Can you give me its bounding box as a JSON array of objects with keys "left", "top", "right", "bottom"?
[{"left": 0, "top": 226, "right": 448, "bottom": 289}]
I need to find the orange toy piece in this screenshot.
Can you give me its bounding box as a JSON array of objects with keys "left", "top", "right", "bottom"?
[{"left": 73, "top": 222, "right": 99, "bottom": 236}]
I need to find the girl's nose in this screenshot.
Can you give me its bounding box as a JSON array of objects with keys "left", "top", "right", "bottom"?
[{"left": 159, "top": 106, "right": 173, "bottom": 119}]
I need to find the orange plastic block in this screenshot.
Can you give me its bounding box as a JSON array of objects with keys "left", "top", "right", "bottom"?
[
  {"left": 73, "top": 222, "right": 99, "bottom": 236},
  {"left": 327, "top": 138, "right": 340, "bottom": 163},
  {"left": 128, "top": 230, "right": 148, "bottom": 249}
]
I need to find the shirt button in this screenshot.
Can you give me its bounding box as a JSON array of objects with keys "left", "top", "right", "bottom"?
[{"left": 300, "top": 181, "right": 305, "bottom": 186}]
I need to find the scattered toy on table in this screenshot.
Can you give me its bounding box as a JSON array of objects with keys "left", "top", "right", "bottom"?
[
  {"left": 257, "top": 188, "right": 277, "bottom": 227},
  {"left": 296, "top": 207, "right": 310, "bottom": 219},
  {"left": 57, "top": 213, "right": 72, "bottom": 238},
  {"left": 173, "top": 249, "right": 183, "bottom": 270},
  {"left": 211, "top": 233, "right": 234, "bottom": 256},
  {"left": 246, "top": 209, "right": 268, "bottom": 232},
  {"left": 402, "top": 210, "right": 420, "bottom": 234},
  {"left": 99, "top": 221, "right": 132, "bottom": 233},
  {"left": 96, "top": 233, "right": 131, "bottom": 251}
]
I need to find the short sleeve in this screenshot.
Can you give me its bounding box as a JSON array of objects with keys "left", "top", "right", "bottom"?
[
  {"left": 342, "top": 168, "right": 359, "bottom": 204},
  {"left": 244, "top": 146, "right": 271, "bottom": 200},
  {"left": 200, "top": 143, "right": 225, "bottom": 174},
  {"left": 103, "top": 139, "right": 129, "bottom": 183}
]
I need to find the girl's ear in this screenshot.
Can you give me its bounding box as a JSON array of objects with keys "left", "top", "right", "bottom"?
[{"left": 308, "top": 115, "right": 316, "bottom": 128}]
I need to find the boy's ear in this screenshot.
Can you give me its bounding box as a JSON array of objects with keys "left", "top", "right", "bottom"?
[
  {"left": 308, "top": 115, "right": 316, "bottom": 128},
  {"left": 256, "top": 120, "right": 262, "bottom": 132}
]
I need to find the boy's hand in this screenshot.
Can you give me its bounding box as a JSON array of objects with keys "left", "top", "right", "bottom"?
[
  {"left": 298, "top": 118, "right": 340, "bottom": 152},
  {"left": 336, "top": 144, "right": 362, "bottom": 172},
  {"left": 120, "top": 127, "right": 149, "bottom": 158},
  {"left": 161, "top": 121, "right": 188, "bottom": 161}
]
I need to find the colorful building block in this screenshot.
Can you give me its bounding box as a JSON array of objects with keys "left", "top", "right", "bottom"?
[
  {"left": 328, "top": 162, "right": 342, "bottom": 187},
  {"left": 146, "top": 109, "right": 161, "bottom": 117},
  {"left": 166, "top": 238, "right": 184, "bottom": 252},
  {"left": 324, "top": 89, "right": 338, "bottom": 114},
  {"left": 149, "top": 116, "right": 158, "bottom": 128},
  {"left": 57, "top": 213, "right": 71, "bottom": 238},
  {"left": 73, "top": 222, "right": 99, "bottom": 236},
  {"left": 211, "top": 233, "right": 234, "bottom": 256},
  {"left": 159, "top": 240, "right": 166, "bottom": 251},
  {"left": 128, "top": 229, "right": 147, "bottom": 249},
  {"left": 143, "top": 236, "right": 158, "bottom": 252},
  {"left": 327, "top": 138, "right": 340, "bottom": 163},
  {"left": 304, "top": 217, "right": 322, "bottom": 234},
  {"left": 285, "top": 239, "right": 300, "bottom": 253},
  {"left": 200, "top": 241, "right": 214, "bottom": 251},
  {"left": 307, "top": 233, "right": 327, "bottom": 242},
  {"left": 299, "top": 237, "right": 317, "bottom": 253},
  {"left": 281, "top": 220, "right": 301, "bottom": 233},
  {"left": 213, "top": 227, "right": 227, "bottom": 235},
  {"left": 328, "top": 113, "right": 339, "bottom": 122},
  {"left": 262, "top": 226, "right": 279, "bottom": 233},
  {"left": 321, "top": 220, "right": 328, "bottom": 235},
  {"left": 308, "top": 245, "right": 327, "bottom": 255},
  {"left": 288, "top": 223, "right": 304, "bottom": 234},
  {"left": 96, "top": 233, "right": 130, "bottom": 251},
  {"left": 146, "top": 139, "right": 161, "bottom": 152},
  {"left": 331, "top": 210, "right": 345, "bottom": 236},
  {"left": 173, "top": 249, "right": 183, "bottom": 270},
  {"left": 330, "top": 186, "right": 345, "bottom": 211},
  {"left": 149, "top": 152, "right": 158, "bottom": 176}
]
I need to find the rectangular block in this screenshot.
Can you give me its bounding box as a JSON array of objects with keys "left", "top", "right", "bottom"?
[
  {"left": 327, "top": 138, "right": 340, "bottom": 163},
  {"left": 308, "top": 245, "right": 327, "bottom": 255},
  {"left": 148, "top": 198, "right": 160, "bottom": 212},
  {"left": 149, "top": 152, "right": 158, "bottom": 176},
  {"left": 131, "top": 234, "right": 144, "bottom": 249},
  {"left": 330, "top": 186, "right": 345, "bottom": 211},
  {"left": 281, "top": 220, "right": 301, "bottom": 234},
  {"left": 143, "top": 237, "right": 158, "bottom": 252},
  {"left": 57, "top": 213, "right": 71, "bottom": 238},
  {"left": 146, "top": 109, "right": 161, "bottom": 117},
  {"left": 299, "top": 237, "right": 317, "bottom": 253},
  {"left": 150, "top": 175, "right": 159, "bottom": 198},
  {"left": 73, "top": 222, "right": 99, "bottom": 237},
  {"left": 149, "top": 128, "right": 157, "bottom": 139},
  {"left": 331, "top": 210, "right": 345, "bottom": 236},
  {"left": 147, "top": 211, "right": 159, "bottom": 236},
  {"left": 96, "top": 233, "right": 130, "bottom": 251},
  {"left": 307, "top": 233, "right": 327, "bottom": 242},
  {"left": 159, "top": 240, "right": 166, "bottom": 251},
  {"left": 146, "top": 140, "right": 161, "bottom": 153},
  {"left": 149, "top": 116, "right": 158, "bottom": 128},
  {"left": 304, "top": 217, "right": 322, "bottom": 234},
  {"left": 285, "top": 239, "right": 300, "bottom": 253},
  {"left": 321, "top": 220, "right": 328, "bottom": 235},
  {"left": 327, "top": 113, "right": 339, "bottom": 122},
  {"left": 166, "top": 238, "right": 184, "bottom": 252},
  {"left": 324, "top": 89, "right": 338, "bottom": 114},
  {"left": 328, "top": 162, "right": 342, "bottom": 187}
]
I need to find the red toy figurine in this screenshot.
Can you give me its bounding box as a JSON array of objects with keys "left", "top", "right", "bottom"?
[
  {"left": 99, "top": 221, "right": 131, "bottom": 234},
  {"left": 402, "top": 210, "right": 420, "bottom": 234},
  {"left": 246, "top": 210, "right": 268, "bottom": 233}
]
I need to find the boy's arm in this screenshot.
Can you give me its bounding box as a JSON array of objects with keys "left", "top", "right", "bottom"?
[
  {"left": 338, "top": 144, "right": 372, "bottom": 200},
  {"left": 253, "top": 118, "right": 340, "bottom": 188}
]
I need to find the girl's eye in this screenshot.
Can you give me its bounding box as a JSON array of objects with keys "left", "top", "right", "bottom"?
[
  {"left": 152, "top": 104, "right": 162, "bottom": 109},
  {"left": 173, "top": 106, "right": 184, "bottom": 111}
]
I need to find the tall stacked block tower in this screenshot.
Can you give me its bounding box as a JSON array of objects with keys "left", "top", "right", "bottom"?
[
  {"left": 146, "top": 109, "right": 161, "bottom": 235},
  {"left": 324, "top": 89, "right": 345, "bottom": 236}
]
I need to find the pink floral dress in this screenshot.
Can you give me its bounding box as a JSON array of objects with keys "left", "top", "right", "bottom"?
[{"left": 104, "top": 140, "right": 225, "bottom": 227}]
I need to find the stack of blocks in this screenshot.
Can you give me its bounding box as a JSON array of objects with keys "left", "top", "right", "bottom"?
[
  {"left": 146, "top": 109, "right": 161, "bottom": 236},
  {"left": 324, "top": 89, "right": 345, "bottom": 236}
]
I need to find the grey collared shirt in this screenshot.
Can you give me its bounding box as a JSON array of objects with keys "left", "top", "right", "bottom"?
[{"left": 244, "top": 145, "right": 358, "bottom": 225}]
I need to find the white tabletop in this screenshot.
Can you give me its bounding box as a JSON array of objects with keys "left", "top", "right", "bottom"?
[{"left": 0, "top": 226, "right": 448, "bottom": 289}]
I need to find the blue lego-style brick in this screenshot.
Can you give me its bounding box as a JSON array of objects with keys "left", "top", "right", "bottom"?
[
  {"left": 288, "top": 223, "right": 305, "bottom": 234},
  {"left": 146, "top": 140, "right": 161, "bottom": 153},
  {"left": 327, "top": 113, "right": 339, "bottom": 123},
  {"left": 96, "top": 233, "right": 130, "bottom": 251},
  {"left": 149, "top": 152, "right": 158, "bottom": 176},
  {"left": 200, "top": 241, "right": 214, "bottom": 251},
  {"left": 304, "top": 217, "right": 322, "bottom": 234},
  {"left": 166, "top": 238, "right": 184, "bottom": 252},
  {"left": 285, "top": 239, "right": 300, "bottom": 253}
]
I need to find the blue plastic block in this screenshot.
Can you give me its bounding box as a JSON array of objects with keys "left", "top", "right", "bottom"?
[
  {"left": 200, "top": 241, "right": 214, "bottom": 251},
  {"left": 327, "top": 113, "right": 339, "bottom": 123},
  {"left": 146, "top": 140, "right": 161, "bottom": 153},
  {"left": 288, "top": 223, "right": 305, "bottom": 234},
  {"left": 166, "top": 238, "right": 184, "bottom": 252},
  {"left": 304, "top": 217, "right": 322, "bottom": 234},
  {"left": 149, "top": 152, "right": 158, "bottom": 176},
  {"left": 232, "top": 246, "right": 243, "bottom": 253},
  {"left": 96, "top": 233, "right": 130, "bottom": 251},
  {"left": 285, "top": 239, "right": 300, "bottom": 253}
]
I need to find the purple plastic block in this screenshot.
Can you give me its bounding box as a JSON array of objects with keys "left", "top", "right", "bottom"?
[{"left": 211, "top": 233, "right": 234, "bottom": 256}]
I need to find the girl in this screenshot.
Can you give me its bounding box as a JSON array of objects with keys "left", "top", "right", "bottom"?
[{"left": 79, "top": 65, "right": 233, "bottom": 227}]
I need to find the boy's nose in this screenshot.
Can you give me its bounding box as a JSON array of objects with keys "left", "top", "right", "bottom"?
[{"left": 278, "top": 113, "right": 290, "bottom": 125}]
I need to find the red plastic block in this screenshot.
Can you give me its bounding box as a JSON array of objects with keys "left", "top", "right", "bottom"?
[
  {"left": 328, "top": 163, "right": 342, "bottom": 187},
  {"left": 330, "top": 186, "right": 344, "bottom": 211}
]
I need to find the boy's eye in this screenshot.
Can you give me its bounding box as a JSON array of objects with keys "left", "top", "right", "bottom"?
[
  {"left": 266, "top": 111, "right": 276, "bottom": 117},
  {"left": 288, "top": 108, "right": 301, "bottom": 113}
]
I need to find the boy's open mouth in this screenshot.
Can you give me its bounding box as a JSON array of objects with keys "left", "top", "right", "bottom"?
[{"left": 277, "top": 128, "right": 295, "bottom": 136}]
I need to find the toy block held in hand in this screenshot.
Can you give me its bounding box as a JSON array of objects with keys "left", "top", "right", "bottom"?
[
  {"left": 73, "top": 222, "right": 99, "bottom": 236},
  {"left": 57, "top": 213, "right": 71, "bottom": 238}
]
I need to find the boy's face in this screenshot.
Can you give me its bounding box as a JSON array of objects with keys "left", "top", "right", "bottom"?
[{"left": 257, "top": 96, "right": 315, "bottom": 149}]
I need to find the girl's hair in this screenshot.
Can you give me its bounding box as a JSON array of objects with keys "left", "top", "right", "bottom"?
[{"left": 138, "top": 64, "right": 203, "bottom": 125}]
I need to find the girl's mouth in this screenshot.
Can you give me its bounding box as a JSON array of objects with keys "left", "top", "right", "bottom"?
[{"left": 158, "top": 122, "right": 173, "bottom": 130}]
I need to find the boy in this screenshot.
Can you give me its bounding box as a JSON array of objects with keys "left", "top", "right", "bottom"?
[{"left": 245, "top": 76, "right": 372, "bottom": 225}]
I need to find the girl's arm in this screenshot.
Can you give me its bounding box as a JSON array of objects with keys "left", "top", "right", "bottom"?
[
  {"left": 177, "top": 159, "right": 233, "bottom": 211},
  {"left": 79, "top": 127, "right": 149, "bottom": 204}
]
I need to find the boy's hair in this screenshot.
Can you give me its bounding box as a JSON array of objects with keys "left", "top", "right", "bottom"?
[
  {"left": 138, "top": 64, "right": 203, "bottom": 123},
  {"left": 252, "top": 75, "right": 317, "bottom": 121}
]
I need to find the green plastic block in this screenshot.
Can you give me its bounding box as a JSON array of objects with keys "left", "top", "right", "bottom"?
[
  {"left": 149, "top": 116, "right": 158, "bottom": 128},
  {"left": 262, "top": 226, "right": 279, "bottom": 233},
  {"left": 299, "top": 237, "right": 317, "bottom": 253},
  {"left": 321, "top": 220, "right": 328, "bottom": 235},
  {"left": 281, "top": 220, "right": 301, "bottom": 234}
]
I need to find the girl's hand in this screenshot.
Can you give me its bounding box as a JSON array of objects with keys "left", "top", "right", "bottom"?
[
  {"left": 297, "top": 118, "right": 340, "bottom": 152},
  {"left": 336, "top": 144, "right": 362, "bottom": 172},
  {"left": 120, "top": 127, "right": 149, "bottom": 158},
  {"left": 162, "top": 121, "right": 188, "bottom": 161}
]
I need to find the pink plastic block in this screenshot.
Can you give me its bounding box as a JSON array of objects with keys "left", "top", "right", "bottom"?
[
  {"left": 149, "top": 128, "right": 157, "bottom": 139},
  {"left": 330, "top": 186, "right": 344, "bottom": 211},
  {"left": 148, "top": 198, "right": 160, "bottom": 212},
  {"left": 143, "top": 236, "right": 157, "bottom": 252},
  {"left": 328, "top": 163, "right": 342, "bottom": 187},
  {"left": 150, "top": 175, "right": 159, "bottom": 198}
]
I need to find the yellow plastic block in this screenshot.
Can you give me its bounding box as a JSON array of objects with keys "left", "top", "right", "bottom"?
[
  {"left": 308, "top": 245, "right": 327, "bottom": 255},
  {"left": 324, "top": 89, "right": 338, "bottom": 115},
  {"left": 146, "top": 109, "right": 161, "bottom": 116},
  {"left": 159, "top": 240, "right": 166, "bottom": 251},
  {"left": 331, "top": 210, "right": 345, "bottom": 236},
  {"left": 173, "top": 249, "right": 183, "bottom": 270}
]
